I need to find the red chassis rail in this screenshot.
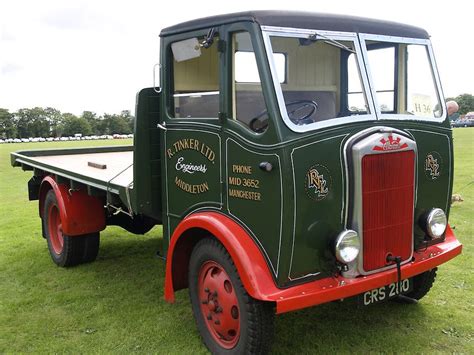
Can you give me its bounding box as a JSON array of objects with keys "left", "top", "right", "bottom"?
[{"left": 165, "top": 212, "right": 462, "bottom": 315}]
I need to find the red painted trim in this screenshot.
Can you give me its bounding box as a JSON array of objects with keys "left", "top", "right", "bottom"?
[
  {"left": 40, "top": 176, "right": 106, "bottom": 236},
  {"left": 164, "top": 212, "right": 276, "bottom": 303},
  {"left": 166, "top": 213, "right": 462, "bottom": 315}
]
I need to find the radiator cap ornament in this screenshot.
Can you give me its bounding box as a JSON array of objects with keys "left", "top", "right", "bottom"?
[{"left": 372, "top": 134, "right": 408, "bottom": 151}]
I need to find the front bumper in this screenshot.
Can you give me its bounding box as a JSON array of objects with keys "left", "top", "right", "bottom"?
[{"left": 270, "top": 225, "right": 462, "bottom": 314}]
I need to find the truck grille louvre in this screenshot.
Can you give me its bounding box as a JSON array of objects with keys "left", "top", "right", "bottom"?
[{"left": 361, "top": 151, "right": 415, "bottom": 271}]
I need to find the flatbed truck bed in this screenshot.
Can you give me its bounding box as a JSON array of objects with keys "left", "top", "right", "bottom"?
[{"left": 11, "top": 145, "right": 134, "bottom": 203}]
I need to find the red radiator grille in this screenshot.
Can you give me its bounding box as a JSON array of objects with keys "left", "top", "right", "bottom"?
[{"left": 362, "top": 150, "right": 415, "bottom": 272}]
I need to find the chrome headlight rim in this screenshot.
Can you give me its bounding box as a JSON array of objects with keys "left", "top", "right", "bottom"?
[
  {"left": 335, "top": 229, "right": 360, "bottom": 264},
  {"left": 426, "top": 208, "right": 447, "bottom": 239}
]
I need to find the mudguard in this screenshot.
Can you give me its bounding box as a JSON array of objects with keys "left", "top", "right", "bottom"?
[
  {"left": 164, "top": 211, "right": 277, "bottom": 303},
  {"left": 39, "top": 176, "right": 106, "bottom": 236}
]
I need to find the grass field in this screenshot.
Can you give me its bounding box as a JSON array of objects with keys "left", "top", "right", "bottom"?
[{"left": 1, "top": 130, "right": 473, "bottom": 353}]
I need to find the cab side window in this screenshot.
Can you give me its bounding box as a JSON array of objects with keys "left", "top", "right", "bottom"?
[
  {"left": 366, "top": 45, "right": 396, "bottom": 112},
  {"left": 171, "top": 33, "right": 220, "bottom": 118},
  {"left": 232, "top": 32, "right": 270, "bottom": 132}
]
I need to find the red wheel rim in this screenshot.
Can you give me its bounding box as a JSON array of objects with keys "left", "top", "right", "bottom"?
[
  {"left": 48, "top": 204, "right": 64, "bottom": 254},
  {"left": 198, "top": 261, "right": 240, "bottom": 349}
]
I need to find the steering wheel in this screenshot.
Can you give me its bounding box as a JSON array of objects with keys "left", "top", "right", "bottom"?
[
  {"left": 249, "top": 100, "right": 319, "bottom": 133},
  {"left": 285, "top": 100, "right": 318, "bottom": 124}
]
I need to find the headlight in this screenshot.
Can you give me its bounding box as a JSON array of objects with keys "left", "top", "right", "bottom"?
[
  {"left": 426, "top": 208, "right": 447, "bottom": 238},
  {"left": 335, "top": 230, "right": 360, "bottom": 263}
]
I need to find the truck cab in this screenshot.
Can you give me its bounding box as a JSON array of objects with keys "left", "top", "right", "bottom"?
[
  {"left": 150, "top": 12, "right": 461, "bottom": 351},
  {"left": 149, "top": 10, "right": 456, "bottom": 284},
  {"left": 12, "top": 11, "right": 462, "bottom": 354}
]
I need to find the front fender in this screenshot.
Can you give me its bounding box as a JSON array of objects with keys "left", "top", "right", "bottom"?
[{"left": 164, "top": 211, "right": 277, "bottom": 303}]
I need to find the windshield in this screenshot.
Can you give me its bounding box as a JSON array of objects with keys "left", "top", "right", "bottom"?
[
  {"left": 264, "top": 31, "right": 372, "bottom": 131},
  {"left": 363, "top": 39, "right": 443, "bottom": 119}
]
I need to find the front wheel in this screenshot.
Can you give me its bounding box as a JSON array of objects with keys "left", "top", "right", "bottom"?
[
  {"left": 404, "top": 268, "right": 437, "bottom": 300},
  {"left": 188, "top": 238, "right": 274, "bottom": 354}
]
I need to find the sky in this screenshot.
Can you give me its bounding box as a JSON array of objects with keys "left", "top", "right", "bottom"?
[{"left": 1, "top": 0, "right": 472, "bottom": 116}]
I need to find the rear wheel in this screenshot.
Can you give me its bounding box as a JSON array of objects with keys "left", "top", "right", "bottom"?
[
  {"left": 405, "top": 268, "right": 437, "bottom": 300},
  {"left": 82, "top": 233, "right": 100, "bottom": 263},
  {"left": 43, "top": 190, "right": 100, "bottom": 267},
  {"left": 188, "top": 238, "right": 274, "bottom": 354}
]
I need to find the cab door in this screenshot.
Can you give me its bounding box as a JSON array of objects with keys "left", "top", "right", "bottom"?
[
  {"left": 161, "top": 29, "right": 224, "bottom": 241},
  {"left": 221, "top": 25, "right": 285, "bottom": 280}
]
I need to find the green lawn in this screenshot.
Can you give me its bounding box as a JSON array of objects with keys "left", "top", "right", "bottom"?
[{"left": 1, "top": 131, "right": 473, "bottom": 353}]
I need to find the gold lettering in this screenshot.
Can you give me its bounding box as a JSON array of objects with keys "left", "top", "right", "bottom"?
[
  {"left": 232, "top": 165, "right": 252, "bottom": 174},
  {"left": 169, "top": 139, "right": 216, "bottom": 162},
  {"left": 228, "top": 176, "right": 242, "bottom": 186},
  {"left": 175, "top": 177, "right": 209, "bottom": 194},
  {"left": 228, "top": 188, "right": 261, "bottom": 201},
  {"left": 189, "top": 139, "right": 200, "bottom": 151},
  {"left": 200, "top": 144, "right": 215, "bottom": 162}
]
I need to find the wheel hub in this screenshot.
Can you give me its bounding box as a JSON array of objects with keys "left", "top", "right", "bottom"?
[
  {"left": 198, "top": 261, "right": 240, "bottom": 349},
  {"left": 48, "top": 204, "right": 64, "bottom": 254}
]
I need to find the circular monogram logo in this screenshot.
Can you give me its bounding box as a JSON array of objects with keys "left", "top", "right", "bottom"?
[
  {"left": 424, "top": 151, "right": 443, "bottom": 181},
  {"left": 304, "top": 164, "right": 332, "bottom": 201}
]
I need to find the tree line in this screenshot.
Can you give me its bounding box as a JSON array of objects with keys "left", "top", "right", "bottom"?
[
  {"left": 1, "top": 94, "right": 473, "bottom": 139},
  {"left": 0, "top": 107, "right": 134, "bottom": 139}
]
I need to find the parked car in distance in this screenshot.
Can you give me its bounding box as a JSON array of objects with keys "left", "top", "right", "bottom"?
[{"left": 452, "top": 119, "right": 474, "bottom": 128}]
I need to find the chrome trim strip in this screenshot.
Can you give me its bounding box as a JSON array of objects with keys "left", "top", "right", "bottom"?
[{"left": 173, "top": 91, "right": 219, "bottom": 97}]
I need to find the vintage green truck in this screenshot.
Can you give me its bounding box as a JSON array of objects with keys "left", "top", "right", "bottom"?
[{"left": 11, "top": 11, "right": 462, "bottom": 354}]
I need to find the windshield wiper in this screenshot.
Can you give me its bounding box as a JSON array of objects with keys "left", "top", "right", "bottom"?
[{"left": 308, "top": 33, "right": 356, "bottom": 53}]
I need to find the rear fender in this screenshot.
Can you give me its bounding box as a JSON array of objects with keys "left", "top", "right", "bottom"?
[
  {"left": 39, "top": 176, "right": 106, "bottom": 236},
  {"left": 164, "top": 211, "right": 277, "bottom": 303}
]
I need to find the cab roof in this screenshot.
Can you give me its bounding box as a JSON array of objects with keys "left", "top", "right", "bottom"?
[{"left": 160, "top": 10, "right": 429, "bottom": 39}]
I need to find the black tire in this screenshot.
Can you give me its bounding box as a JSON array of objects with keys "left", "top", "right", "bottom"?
[
  {"left": 405, "top": 268, "right": 437, "bottom": 300},
  {"left": 82, "top": 233, "right": 100, "bottom": 263},
  {"left": 188, "top": 238, "right": 274, "bottom": 354},
  {"left": 43, "top": 190, "right": 99, "bottom": 267}
]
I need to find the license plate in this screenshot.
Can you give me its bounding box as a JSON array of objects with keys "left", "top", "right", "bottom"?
[{"left": 359, "top": 279, "right": 413, "bottom": 306}]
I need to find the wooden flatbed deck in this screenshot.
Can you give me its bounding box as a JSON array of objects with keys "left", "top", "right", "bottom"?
[
  {"left": 32, "top": 151, "right": 133, "bottom": 188},
  {"left": 11, "top": 146, "right": 134, "bottom": 195}
]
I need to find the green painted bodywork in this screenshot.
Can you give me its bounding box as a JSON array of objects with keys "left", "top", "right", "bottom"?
[
  {"left": 133, "top": 88, "right": 162, "bottom": 220},
  {"left": 154, "top": 19, "right": 453, "bottom": 288},
  {"left": 11, "top": 17, "right": 453, "bottom": 289}
]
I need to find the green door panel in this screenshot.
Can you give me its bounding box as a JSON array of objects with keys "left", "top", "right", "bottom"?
[
  {"left": 164, "top": 128, "right": 222, "bottom": 239},
  {"left": 288, "top": 134, "right": 348, "bottom": 280},
  {"left": 225, "top": 138, "right": 283, "bottom": 276}
]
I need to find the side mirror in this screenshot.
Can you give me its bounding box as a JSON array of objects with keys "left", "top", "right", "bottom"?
[{"left": 171, "top": 38, "right": 201, "bottom": 62}]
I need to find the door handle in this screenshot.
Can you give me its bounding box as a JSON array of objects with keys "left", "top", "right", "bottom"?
[{"left": 259, "top": 161, "right": 273, "bottom": 172}]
